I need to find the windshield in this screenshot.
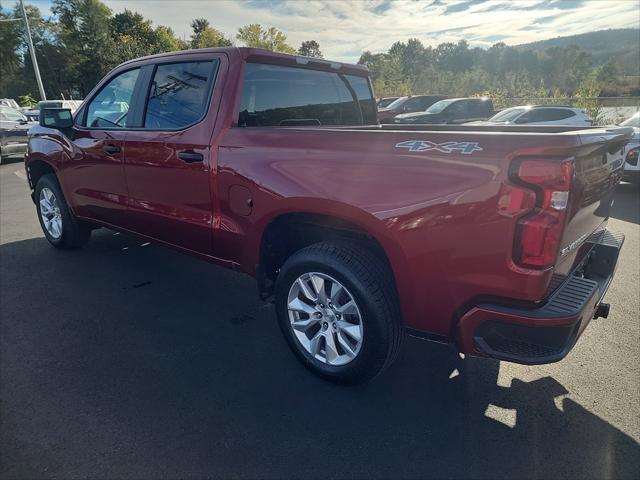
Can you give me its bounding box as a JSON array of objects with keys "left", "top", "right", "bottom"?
[
  {"left": 383, "top": 96, "right": 408, "bottom": 110},
  {"left": 426, "top": 99, "right": 457, "bottom": 114},
  {"left": 0, "top": 107, "right": 27, "bottom": 122},
  {"left": 1, "top": 99, "right": 20, "bottom": 109},
  {"left": 377, "top": 97, "right": 398, "bottom": 108},
  {"left": 489, "top": 107, "right": 528, "bottom": 122},
  {"left": 621, "top": 112, "right": 640, "bottom": 127}
]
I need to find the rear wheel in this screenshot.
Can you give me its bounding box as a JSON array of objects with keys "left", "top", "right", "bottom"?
[
  {"left": 275, "top": 241, "right": 402, "bottom": 384},
  {"left": 35, "top": 174, "right": 91, "bottom": 249}
]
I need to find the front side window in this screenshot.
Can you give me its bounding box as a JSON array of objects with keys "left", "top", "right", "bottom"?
[
  {"left": 0, "top": 107, "right": 27, "bottom": 122},
  {"left": 238, "top": 63, "right": 374, "bottom": 127},
  {"left": 85, "top": 68, "right": 140, "bottom": 128},
  {"left": 489, "top": 107, "right": 527, "bottom": 122},
  {"left": 144, "top": 61, "right": 217, "bottom": 129},
  {"left": 539, "top": 109, "right": 575, "bottom": 121},
  {"left": 426, "top": 99, "right": 456, "bottom": 114}
]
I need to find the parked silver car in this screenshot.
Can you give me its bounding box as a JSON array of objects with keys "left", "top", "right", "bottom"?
[{"left": 0, "top": 106, "right": 36, "bottom": 164}]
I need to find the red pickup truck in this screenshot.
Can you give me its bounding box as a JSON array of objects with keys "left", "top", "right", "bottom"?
[{"left": 26, "top": 47, "right": 630, "bottom": 384}]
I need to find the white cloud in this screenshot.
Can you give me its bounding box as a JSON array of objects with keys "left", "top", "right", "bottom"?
[{"left": 23, "top": 0, "right": 640, "bottom": 62}]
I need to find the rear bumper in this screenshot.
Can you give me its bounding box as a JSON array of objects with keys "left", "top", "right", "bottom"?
[
  {"left": 1, "top": 142, "right": 28, "bottom": 156},
  {"left": 622, "top": 169, "right": 639, "bottom": 183},
  {"left": 456, "top": 229, "right": 624, "bottom": 365}
]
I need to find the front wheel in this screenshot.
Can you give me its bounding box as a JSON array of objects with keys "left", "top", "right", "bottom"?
[
  {"left": 275, "top": 241, "right": 403, "bottom": 384},
  {"left": 35, "top": 174, "right": 91, "bottom": 249}
]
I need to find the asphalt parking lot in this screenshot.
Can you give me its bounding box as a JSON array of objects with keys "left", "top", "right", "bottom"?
[{"left": 1, "top": 158, "right": 639, "bottom": 479}]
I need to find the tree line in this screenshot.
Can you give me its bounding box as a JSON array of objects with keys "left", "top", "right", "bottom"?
[{"left": 0, "top": 0, "right": 635, "bottom": 107}]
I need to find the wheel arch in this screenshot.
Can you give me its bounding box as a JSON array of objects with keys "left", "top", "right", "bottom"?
[
  {"left": 25, "top": 157, "right": 58, "bottom": 199},
  {"left": 251, "top": 198, "right": 412, "bottom": 323}
]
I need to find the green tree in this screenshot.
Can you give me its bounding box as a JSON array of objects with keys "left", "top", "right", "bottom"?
[
  {"left": 236, "top": 24, "right": 295, "bottom": 54},
  {"left": 18, "top": 93, "right": 37, "bottom": 107},
  {"left": 155, "top": 25, "right": 188, "bottom": 52},
  {"left": 0, "top": 2, "right": 22, "bottom": 94},
  {"left": 574, "top": 80, "right": 604, "bottom": 125},
  {"left": 298, "top": 40, "right": 322, "bottom": 58},
  {"left": 190, "top": 18, "right": 232, "bottom": 48},
  {"left": 53, "top": 0, "right": 114, "bottom": 96}
]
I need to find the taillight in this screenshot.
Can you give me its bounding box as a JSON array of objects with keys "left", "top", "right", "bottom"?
[
  {"left": 512, "top": 159, "right": 573, "bottom": 269},
  {"left": 626, "top": 147, "right": 639, "bottom": 166}
]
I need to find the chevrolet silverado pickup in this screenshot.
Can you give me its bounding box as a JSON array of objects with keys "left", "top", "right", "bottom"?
[{"left": 25, "top": 47, "right": 630, "bottom": 384}]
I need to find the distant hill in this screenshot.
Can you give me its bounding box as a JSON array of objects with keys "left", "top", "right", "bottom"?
[{"left": 515, "top": 29, "right": 640, "bottom": 74}]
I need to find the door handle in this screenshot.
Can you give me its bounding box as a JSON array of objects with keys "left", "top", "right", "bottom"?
[
  {"left": 178, "top": 151, "right": 204, "bottom": 163},
  {"left": 102, "top": 144, "right": 121, "bottom": 154}
]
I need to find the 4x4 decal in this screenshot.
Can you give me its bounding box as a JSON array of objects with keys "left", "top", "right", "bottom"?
[{"left": 395, "top": 140, "right": 483, "bottom": 154}]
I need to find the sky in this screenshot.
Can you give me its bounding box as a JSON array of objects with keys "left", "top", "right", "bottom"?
[{"left": 18, "top": 0, "right": 640, "bottom": 62}]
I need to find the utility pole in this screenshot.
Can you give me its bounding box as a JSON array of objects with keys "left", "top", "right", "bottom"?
[{"left": 20, "top": 0, "right": 46, "bottom": 100}]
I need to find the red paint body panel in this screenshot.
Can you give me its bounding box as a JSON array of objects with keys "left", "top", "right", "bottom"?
[{"left": 25, "top": 47, "right": 632, "bottom": 353}]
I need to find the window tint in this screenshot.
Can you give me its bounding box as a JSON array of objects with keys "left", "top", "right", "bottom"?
[
  {"left": 144, "top": 61, "right": 217, "bottom": 129},
  {"left": 238, "top": 63, "right": 375, "bottom": 127},
  {"left": 85, "top": 68, "right": 140, "bottom": 128},
  {"left": 0, "top": 107, "right": 27, "bottom": 122},
  {"left": 403, "top": 97, "right": 423, "bottom": 111},
  {"left": 345, "top": 74, "right": 376, "bottom": 124},
  {"left": 542, "top": 109, "right": 575, "bottom": 121},
  {"left": 524, "top": 108, "right": 575, "bottom": 123},
  {"left": 471, "top": 101, "right": 492, "bottom": 115}
]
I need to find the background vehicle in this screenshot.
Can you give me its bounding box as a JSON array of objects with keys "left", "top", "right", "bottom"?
[
  {"left": 0, "top": 106, "right": 35, "bottom": 164},
  {"left": 19, "top": 100, "right": 84, "bottom": 123},
  {"left": 467, "top": 105, "right": 593, "bottom": 126},
  {"left": 0, "top": 98, "right": 20, "bottom": 110},
  {"left": 394, "top": 97, "right": 493, "bottom": 124},
  {"left": 620, "top": 111, "right": 640, "bottom": 183},
  {"left": 376, "top": 96, "right": 399, "bottom": 108},
  {"left": 377, "top": 95, "right": 446, "bottom": 123},
  {"left": 26, "top": 47, "right": 629, "bottom": 384}
]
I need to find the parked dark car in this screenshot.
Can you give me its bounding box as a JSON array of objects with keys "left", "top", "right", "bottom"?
[
  {"left": 376, "top": 96, "right": 400, "bottom": 108},
  {"left": 394, "top": 97, "right": 494, "bottom": 124},
  {"left": 0, "top": 106, "right": 35, "bottom": 164},
  {"left": 377, "top": 95, "right": 446, "bottom": 123}
]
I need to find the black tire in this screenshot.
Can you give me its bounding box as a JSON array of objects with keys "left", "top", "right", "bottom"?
[
  {"left": 35, "top": 174, "right": 91, "bottom": 249},
  {"left": 275, "top": 241, "right": 403, "bottom": 384}
]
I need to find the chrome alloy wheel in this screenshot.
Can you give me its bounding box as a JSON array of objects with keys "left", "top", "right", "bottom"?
[
  {"left": 287, "top": 272, "right": 364, "bottom": 366},
  {"left": 39, "top": 187, "right": 63, "bottom": 239}
]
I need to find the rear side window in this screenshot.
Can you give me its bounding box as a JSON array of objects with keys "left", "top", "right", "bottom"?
[
  {"left": 238, "top": 63, "right": 376, "bottom": 127},
  {"left": 144, "top": 61, "right": 217, "bottom": 129},
  {"left": 524, "top": 109, "right": 576, "bottom": 123}
]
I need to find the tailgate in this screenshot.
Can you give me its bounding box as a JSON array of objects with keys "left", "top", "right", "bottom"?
[{"left": 555, "top": 127, "right": 631, "bottom": 277}]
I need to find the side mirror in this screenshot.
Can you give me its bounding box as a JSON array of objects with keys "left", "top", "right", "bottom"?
[{"left": 40, "top": 108, "right": 73, "bottom": 129}]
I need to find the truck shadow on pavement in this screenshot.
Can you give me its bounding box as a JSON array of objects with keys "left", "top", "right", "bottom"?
[
  {"left": 1, "top": 230, "right": 639, "bottom": 480},
  {"left": 611, "top": 182, "right": 639, "bottom": 224}
]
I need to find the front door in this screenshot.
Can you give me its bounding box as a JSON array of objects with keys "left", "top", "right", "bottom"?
[
  {"left": 64, "top": 67, "right": 142, "bottom": 226},
  {"left": 122, "top": 56, "right": 224, "bottom": 255}
]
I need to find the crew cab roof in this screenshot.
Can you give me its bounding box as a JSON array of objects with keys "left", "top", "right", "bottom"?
[{"left": 118, "top": 47, "right": 369, "bottom": 76}]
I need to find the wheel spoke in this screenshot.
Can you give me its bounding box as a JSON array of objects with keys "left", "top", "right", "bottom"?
[
  {"left": 324, "top": 331, "right": 339, "bottom": 364},
  {"left": 288, "top": 297, "right": 317, "bottom": 316},
  {"left": 53, "top": 217, "right": 62, "bottom": 237},
  {"left": 307, "top": 331, "right": 323, "bottom": 356},
  {"left": 337, "top": 320, "right": 362, "bottom": 342},
  {"left": 336, "top": 300, "right": 358, "bottom": 315},
  {"left": 39, "top": 198, "right": 51, "bottom": 214},
  {"left": 297, "top": 277, "right": 318, "bottom": 302},
  {"left": 291, "top": 316, "right": 319, "bottom": 333},
  {"left": 329, "top": 282, "right": 344, "bottom": 303},
  {"left": 337, "top": 331, "right": 357, "bottom": 358},
  {"left": 310, "top": 274, "right": 328, "bottom": 304}
]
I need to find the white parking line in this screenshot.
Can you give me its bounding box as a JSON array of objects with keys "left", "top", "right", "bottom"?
[{"left": 14, "top": 170, "right": 27, "bottom": 180}]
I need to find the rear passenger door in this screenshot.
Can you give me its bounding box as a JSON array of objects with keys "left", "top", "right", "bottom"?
[{"left": 122, "top": 54, "right": 225, "bottom": 255}]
